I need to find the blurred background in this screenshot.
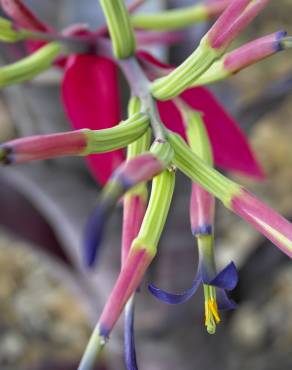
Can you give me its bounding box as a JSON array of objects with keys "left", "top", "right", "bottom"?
[{"left": 0, "top": 1, "right": 292, "bottom": 369}]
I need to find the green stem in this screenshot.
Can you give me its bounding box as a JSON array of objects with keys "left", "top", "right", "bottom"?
[
  {"left": 131, "top": 4, "right": 207, "bottom": 31},
  {"left": 120, "top": 57, "right": 167, "bottom": 141}
]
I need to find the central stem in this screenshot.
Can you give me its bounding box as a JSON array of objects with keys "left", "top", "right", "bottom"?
[{"left": 119, "top": 57, "right": 166, "bottom": 141}]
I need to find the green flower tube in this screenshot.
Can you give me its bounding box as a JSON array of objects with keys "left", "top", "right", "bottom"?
[
  {"left": 168, "top": 131, "right": 241, "bottom": 207},
  {"left": 131, "top": 168, "right": 176, "bottom": 256},
  {"left": 85, "top": 112, "right": 150, "bottom": 154},
  {"left": 0, "top": 16, "right": 30, "bottom": 42},
  {"left": 99, "top": 0, "right": 136, "bottom": 59},
  {"left": 131, "top": 4, "right": 208, "bottom": 31},
  {"left": 151, "top": 35, "right": 220, "bottom": 100},
  {"left": 78, "top": 170, "right": 175, "bottom": 370},
  {"left": 0, "top": 42, "right": 62, "bottom": 87}
]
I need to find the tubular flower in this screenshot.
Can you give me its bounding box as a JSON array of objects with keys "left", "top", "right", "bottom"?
[
  {"left": 78, "top": 169, "right": 176, "bottom": 370},
  {"left": 149, "top": 241, "right": 238, "bottom": 334},
  {"left": 0, "top": 113, "right": 149, "bottom": 164},
  {"left": 151, "top": 0, "right": 271, "bottom": 100},
  {"left": 84, "top": 140, "right": 173, "bottom": 267},
  {"left": 149, "top": 105, "right": 238, "bottom": 334},
  {"left": 192, "top": 30, "right": 287, "bottom": 86}
]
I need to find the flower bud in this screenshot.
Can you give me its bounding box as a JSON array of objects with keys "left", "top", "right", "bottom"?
[
  {"left": 192, "top": 31, "right": 286, "bottom": 86},
  {"left": 78, "top": 170, "right": 175, "bottom": 370},
  {"left": 231, "top": 189, "right": 292, "bottom": 258},
  {"left": 0, "top": 0, "right": 47, "bottom": 31},
  {"left": 99, "top": 0, "right": 136, "bottom": 59},
  {"left": 0, "top": 112, "right": 149, "bottom": 164},
  {"left": 151, "top": 0, "right": 269, "bottom": 100}
]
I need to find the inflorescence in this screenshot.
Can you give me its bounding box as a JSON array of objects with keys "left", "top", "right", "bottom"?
[{"left": 0, "top": 0, "right": 291, "bottom": 369}]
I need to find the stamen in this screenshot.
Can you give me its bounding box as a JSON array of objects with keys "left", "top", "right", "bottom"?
[{"left": 203, "top": 285, "right": 220, "bottom": 334}]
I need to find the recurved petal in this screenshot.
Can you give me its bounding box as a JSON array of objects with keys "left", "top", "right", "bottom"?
[
  {"left": 148, "top": 276, "right": 201, "bottom": 304},
  {"left": 208, "top": 262, "right": 238, "bottom": 290},
  {"left": 62, "top": 54, "right": 124, "bottom": 185},
  {"left": 216, "top": 289, "right": 238, "bottom": 311}
]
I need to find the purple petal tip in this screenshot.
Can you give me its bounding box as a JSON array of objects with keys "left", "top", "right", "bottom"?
[
  {"left": 275, "top": 30, "right": 288, "bottom": 52},
  {"left": 84, "top": 204, "right": 108, "bottom": 267},
  {"left": 192, "top": 224, "right": 213, "bottom": 236},
  {"left": 209, "top": 262, "right": 238, "bottom": 291}
]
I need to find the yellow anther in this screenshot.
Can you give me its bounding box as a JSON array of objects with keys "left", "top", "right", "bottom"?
[
  {"left": 204, "top": 298, "right": 221, "bottom": 334},
  {"left": 209, "top": 299, "right": 220, "bottom": 324}
]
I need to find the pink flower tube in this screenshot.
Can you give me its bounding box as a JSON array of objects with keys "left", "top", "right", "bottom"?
[
  {"left": 224, "top": 31, "right": 287, "bottom": 73},
  {"left": 0, "top": 131, "right": 88, "bottom": 164},
  {"left": 190, "top": 183, "right": 215, "bottom": 236},
  {"left": 207, "top": 0, "right": 270, "bottom": 50},
  {"left": 231, "top": 189, "right": 292, "bottom": 258}
]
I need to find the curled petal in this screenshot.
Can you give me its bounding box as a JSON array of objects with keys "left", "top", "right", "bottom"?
[
  {"left": 216, "top": 289, "right": 237, "bottom": 311},
  {"left": 148, "top": 277, "right": 201, "bottom": 305},
  {"left": 208, "top": 262, "right": 238, "bottom": 290},
  {"left": 62, "top": 54, "right": 123, "bottom": 185}
]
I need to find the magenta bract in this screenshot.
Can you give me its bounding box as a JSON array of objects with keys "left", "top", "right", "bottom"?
[{"left": 62, "top": 54, "right": 124, "bottom": 185}]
